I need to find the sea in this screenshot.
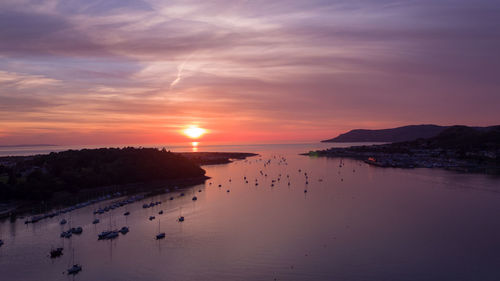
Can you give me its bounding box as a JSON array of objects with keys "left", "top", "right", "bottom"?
[{"left": 0, "top": 143, "right": 499, "bottom": 281}]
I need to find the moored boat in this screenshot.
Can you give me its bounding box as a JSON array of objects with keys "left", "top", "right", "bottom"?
[
  {"left": 156, "top": 219, "right": 165, "bottom": 239},
  {"left": 68, "top": 264, "right": 82, "bottom": 275},
  {"left": 60, "top": 231, "right": 72, "bottom": 238},
  {"left": 119, "top": 226, "right": 129, "bottom": 234},
  {"left": 70, "top": 227, "right": 83, "bottom": 234},
  {"left": 50, "top": 247, "right": 63, "bottom": 258}
]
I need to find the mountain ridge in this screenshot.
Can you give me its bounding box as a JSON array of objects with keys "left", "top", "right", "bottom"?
[{"left": 322, "top": 124, "right": 449, "bottom": 143}]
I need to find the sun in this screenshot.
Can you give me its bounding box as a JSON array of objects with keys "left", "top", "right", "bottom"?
[{"left": 183, "top": 126, "right": 206, "bottom": 139}]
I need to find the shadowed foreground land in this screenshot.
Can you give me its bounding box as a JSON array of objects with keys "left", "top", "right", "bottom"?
[{"left": 0, "top": 148, "right": 256, "bottom": 206}]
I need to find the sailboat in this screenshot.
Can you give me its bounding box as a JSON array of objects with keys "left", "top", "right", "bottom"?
[
  {"left": 119, "top": 226, "right": 129, "bottom": 234},
  {"left": 67, "top": 249, "right": 82, "bottom": 275},
  {"left": 178, "top": 207, "right": 185, "bottom": 222},
  {"left": 192, "top": 188, "right": 197, "bottom": 201},
  {"left": 50, "top": 247, "right": 63, "bottom": 258},
  {"left": 156, "top": 219, "right": 165, "bottom": 240}
]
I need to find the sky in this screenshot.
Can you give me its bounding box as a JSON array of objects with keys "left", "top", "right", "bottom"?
[{"left": 1, "top": 0, "right": 499, "bottom": 145}]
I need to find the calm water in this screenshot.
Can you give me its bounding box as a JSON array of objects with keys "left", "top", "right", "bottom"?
[{"left": 1, "top": 143, "right": 500, "bottom": 281}]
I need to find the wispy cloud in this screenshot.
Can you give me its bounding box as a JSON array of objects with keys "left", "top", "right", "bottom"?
[
  {"left": 170, "top": 53, "right": 196, "bottom": 89},
  {"left": 1, "top": 0, "right": 499, "bottom": 144},
  {"left": 0, "top": 71, "right": 61, "bottom": 88}
]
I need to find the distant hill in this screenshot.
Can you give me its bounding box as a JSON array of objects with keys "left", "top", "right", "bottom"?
[{"left": 322, "top": 125, "right": 448, "bottom": 143}]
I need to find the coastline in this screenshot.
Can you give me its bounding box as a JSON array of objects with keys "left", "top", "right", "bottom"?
[
  {"left": 178, "top": 152, "right": 258, "bottom": 165},
  {"left": 0, "top": 175, "right": 209, "bottom": 220},
  {"left": 304, "top": 146, "right": 500, "bottom": 175},
  {"left": 0, "top": 150, "right": 258, "bottom": 220}
]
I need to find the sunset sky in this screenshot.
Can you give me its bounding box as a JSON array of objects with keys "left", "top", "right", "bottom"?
[{"left": 1, "top": 0, "right": 499, "bottom": 145}]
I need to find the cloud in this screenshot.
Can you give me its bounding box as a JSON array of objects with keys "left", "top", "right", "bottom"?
[
  {"left": 0, "top": 0, "right": 499, "bottom": 144},
  {"left": 0, "top": 70, "right": 61, "bottom": 88}
]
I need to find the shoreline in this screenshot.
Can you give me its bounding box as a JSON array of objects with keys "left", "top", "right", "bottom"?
[
  {"left": 304, "top": 146, "right": 500, "bottom": 175},
  {"left": 0, "top": 150, "right": 258, "bottom": 220},
  {"left": 0, "top": 175, "right": 209, "bottom": 221},
  {"left": 178, "top": 152, "right": 258, "bottom": 165}
]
